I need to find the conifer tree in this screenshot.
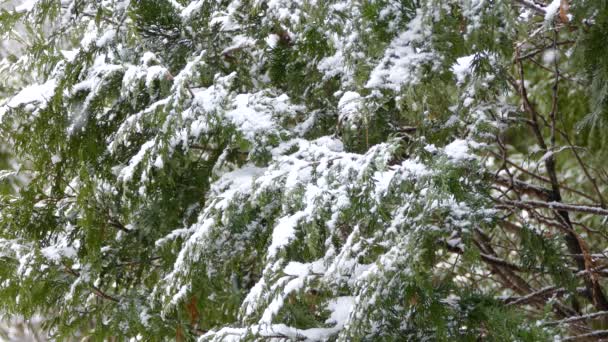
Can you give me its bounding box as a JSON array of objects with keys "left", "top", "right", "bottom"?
[{"left": 1, "top": 0, "right": 608, "bottom": 340}]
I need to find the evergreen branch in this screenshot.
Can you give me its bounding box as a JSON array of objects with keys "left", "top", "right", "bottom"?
[
  {"left": 525, "top": 56, "right": 584, "bottom": 86},
  {"left": 496, "top": 199, "right": 608, "bottom": 216},
  {"left": 115, "top": 256, "right": 162, "bottom": 267},
  {"left": 516, "top": 40, "right": 575, "bottom": 61},
  {"left": 62, "top": 264, "right": 120, "bottom": 303},
  {"left": 562, "top": 330, "right": 608, "bottom": 341},
  {"left": 574, "top": 265, "right": 608, "bottom": 277},
  {"left": 488, "top": 150, "right": 598, "bottom": 203},
  {"left": 557, "top": 126, "right": 607, "bottom": 209},
  {"left": 90, "top": 285, "right": 120, "bottom": 303},
  {"left": 442, "top": 240, "right": 525, "bottom": 273},
  {"left": 504, "top": 286, "right": 562, "bottom": 306},
  {"left": 544, "top": 311, "right": 608, "bottom": 326},
  {"left": 504, "top": 286, "right": 588, "bottom": 306},
  {"left": 512, "top": 0, "right": 546, "bottom": 15},
  {"left": 493, "top": 174, "right": 553, "bottom": 200},
  {"left": 109, "top": 220, "right": 132, "bottom": 233},
  {"left": 514, "top": 53, "right": 608, "bottom": 311},
  {"left": 5, "top": 0, "right": 608, "bottom": 338}
]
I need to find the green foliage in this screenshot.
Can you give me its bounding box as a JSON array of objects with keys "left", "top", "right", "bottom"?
[{"left": 2, "top": 0, "right": 608, "bottom": 340}]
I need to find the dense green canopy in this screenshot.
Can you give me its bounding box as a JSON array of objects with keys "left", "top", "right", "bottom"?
[{"left": 1, "top": 0, "right": 608, "bottom": 340}]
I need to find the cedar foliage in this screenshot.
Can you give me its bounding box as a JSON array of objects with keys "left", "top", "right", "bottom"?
[{"left": 1, "top": 0, "right": 608, "bottom": 340}]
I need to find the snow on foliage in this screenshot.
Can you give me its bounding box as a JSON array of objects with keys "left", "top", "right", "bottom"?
[{"left": 1, "top": 0, "right": 605, "bottom": 340}]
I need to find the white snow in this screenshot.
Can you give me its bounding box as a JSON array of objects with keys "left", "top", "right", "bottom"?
[
  {"left": 212, "top": 165, "right": 265, "bottom": 209},
  {"left": 317, "top": 51, "right": 346, "bottom": 80},
  {"left": 96, "top": 29, "right": 116, "bottom": 47},
  {"left": 268, "top": 211, "right": 306, "bottom": 258},
  {"left": 225, "top": 93, "right": 277, "bottom": 140},
  {"left": 374, "top": 169, "right": 396, "bottom": 197},
  {"left": 170, "top": 284, "right": 190, "bottom": 307},
  {"left": 441, "top": 294, "right": 461, "bottom": 307},
  {"left": 61, "top": 49, "right": 80, "bottom": 62},
  {"left": 314, "top": 136, "right": 344, "bottom": 152},
  {"left": 119, "top": 140, "right": 155, "bottom": 182},
  {"left": 542, "top": 49, "right": 557, "bottom": 65},
  {"left": 141, "top": 52, "right": 158, "bottom": 65},
  {"left": 366, "top": 10, "right": 437, "bottom": 91},
  {"left": 401, "top": 159, "right": 430, "bottom": 177},
  {"left": 452, "top": 54, "right": 475, "bottom": 84},
  {"left": 210, "top": 14, "right": 239, "bottom": 31},
  {"left": 15, "top": 0, "right": 37, "bottom": 12},
  {"left": 40, "top": 245, "right": 77, "bottom": 262},
  {"left": 7, "top": 79, "right": 57, "bottom": 109},
  {"left": 181, "top": 0, "right": 204, "bottom": 18},
  {"left": 212, "top": 295, "right": 354, "bottom": 341},
  {"left": 265, "top": 34, "right": 281, "bottom": 48},
  {"left": 424, "top": 144, "right": 438, "bottom": 153},
  {"left": 444, "top": 139, "right": 472, "bottom": 161},
  {"left": 145, "top": 65, "right": 169, "bottom": 87},
  {"left": 338, "top": 91, "right": 362, "bottom": 121},
  {"left": 283, "top": 261, "right": 311, "bottom": 277},
  {"left": 222, "top": 35, "right": 255, "bottom": 55},
  {"left": 326, "top": 296, "right": 355, "bottom": 328},
  {"left": 260, "top": 276, "right": 305, "bottom": 323},
  {"left": 544, "top": 0, "right": 561, "bottom": 22}
]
